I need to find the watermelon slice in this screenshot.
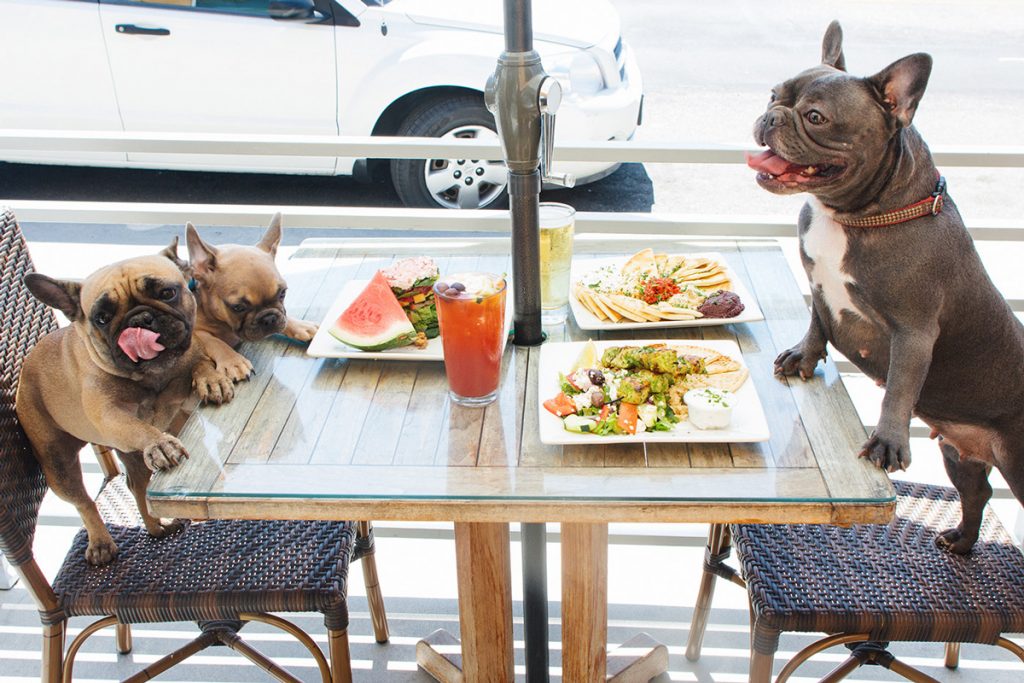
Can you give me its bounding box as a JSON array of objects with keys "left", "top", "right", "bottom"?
[{"left": 329, "top": 272, "right": 418, "bottom": 351}]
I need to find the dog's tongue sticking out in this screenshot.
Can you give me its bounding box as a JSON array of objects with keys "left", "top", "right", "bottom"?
[
  {"left": 746, "top": 150, "right": 793, "bottom": 176},
  {"left": 117, "top": 327, "right": 165, "bottom": 363}
]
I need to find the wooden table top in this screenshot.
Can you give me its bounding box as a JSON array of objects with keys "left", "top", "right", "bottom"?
[{"left": 148, "top": 235, "right": 893, "bottom": 525}]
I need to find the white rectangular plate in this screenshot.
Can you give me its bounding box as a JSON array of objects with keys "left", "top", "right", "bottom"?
[
  {"left": 569, "top": 252, "right": 765, "bottom": 330},
  {"left": 538, "top": 339, "right": 770, "bottom": 444},
  {"left": 306, "top": 280, "right": 513, "bottom": 361}
]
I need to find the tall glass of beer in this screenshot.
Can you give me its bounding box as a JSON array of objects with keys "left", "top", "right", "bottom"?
[{"left": 538, "top": 202, "right": 575, "bottom": 325}]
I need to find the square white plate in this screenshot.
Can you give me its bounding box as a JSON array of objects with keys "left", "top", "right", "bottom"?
[
  {"left": 568, "top": 252, "right": 765, "bottom": 330},
  {"left": 306, "top": 279, "right": 513, "bottom": 361},
  {"left": 538, "top": 339, "right": 770, "bottom": 444}
]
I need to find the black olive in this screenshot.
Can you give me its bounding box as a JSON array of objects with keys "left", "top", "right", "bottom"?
[
  {"left": 588, "top": 369, "right": 605, "bottom": 386},
  {"left": 591, "top": 391, "right": 605, "bottom": 408}
]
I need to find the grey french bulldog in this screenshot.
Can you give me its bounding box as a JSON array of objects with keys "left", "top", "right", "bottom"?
[{"left": 747, "top": 21, "right": 1024, "bottom": 554}]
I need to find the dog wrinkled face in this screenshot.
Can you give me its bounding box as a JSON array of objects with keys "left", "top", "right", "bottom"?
[
  {"left": 79, "top": 255, "right": 196, "bottom": 374},
  {"left": 204, "top": 252, "right": 289, "bottom": 341},
  {"left": 186, "top": 215, "right": 290, "bottom": 342},
  {"left": 747, "top": 20, "right": 932, "bottom": 207}
]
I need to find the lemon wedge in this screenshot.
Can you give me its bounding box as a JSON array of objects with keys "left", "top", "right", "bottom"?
[{"left": 571, "top": 340, "right": 598, "bottom": 371}]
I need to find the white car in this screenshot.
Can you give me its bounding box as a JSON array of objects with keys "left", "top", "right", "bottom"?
[{"left": 0, "top": 0, "right": 643, "bottom": 209}]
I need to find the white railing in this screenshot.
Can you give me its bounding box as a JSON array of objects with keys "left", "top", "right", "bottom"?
[{"left": 3, "top": 132, "right": 1023, "bottom": 244}]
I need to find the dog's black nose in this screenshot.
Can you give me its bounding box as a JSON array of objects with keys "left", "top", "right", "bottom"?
[
  {"left": 257, "top": 310, "right": 282, "bottom": 329},
  {"left": 129, "top": 310, "right": 155, "bottom": 328}
]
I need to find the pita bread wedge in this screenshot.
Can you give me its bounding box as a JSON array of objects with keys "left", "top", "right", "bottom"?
[
  {"left": 621, "top": 248, "right": 656, "bottom": 277},
  {"left": 653, "top": 252, "right": 668, "bottom": 273},
  {"left": 592, "top": 292, "right": 623, "bottom": 321},
  {"left": 575, "top": 286, "right": 608, "bottom": 321},
  {"left": 656, "top": 301, "right": 703, "bottom": 318},
  {"left": 608, "top": 294, "right": 661, "bottom": 322},
  {"left": 603, "top": 297, "right": 651, "bottom": 323},
  {"left": 670, "top": 344, "right": 742, "bottom": 374},
  {"left": 680, "top": 367, "right": 749, "bottom": 393}
]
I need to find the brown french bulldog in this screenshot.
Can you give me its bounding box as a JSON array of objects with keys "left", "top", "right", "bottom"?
[
  {"left": 748, "top": 21, "right": 1024, "bottom": 553},
  {"left": 15, "top": 241, "right": 234, "bottom": 565},
  {"left": 185, "top": 213, "right": 318, "bottom": 382}
]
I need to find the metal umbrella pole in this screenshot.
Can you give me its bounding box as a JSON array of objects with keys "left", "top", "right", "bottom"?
[{"left": 485, "top": 2, "right": 574, "bottom": 680}]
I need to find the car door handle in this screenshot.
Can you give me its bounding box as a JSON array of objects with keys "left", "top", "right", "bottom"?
[{"left": 115, "top": 24, "right": 170, "bottom": 36}]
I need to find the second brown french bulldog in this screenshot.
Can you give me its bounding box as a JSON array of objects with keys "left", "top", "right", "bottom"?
[{"left": 185, "top": 213, "right": 319, "bottom": 381}]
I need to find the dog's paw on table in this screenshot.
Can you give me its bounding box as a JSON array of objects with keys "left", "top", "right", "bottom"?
[
  {"left": 143, "top": 434, "right": 189, "bottom": 471},
  {"left": 774, "top": 344, "right": 824, "bottom": 380},
  {"left": 194, "top": 368, "right": 236, "bottom": 404},
  {"left": 859, "top": 429, "right": 912, "bottom": 472}
]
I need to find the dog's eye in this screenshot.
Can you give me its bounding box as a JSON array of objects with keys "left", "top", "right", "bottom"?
[
  {"left": 230, "top": 303, "right": 248, "bottom": 314},
  {"left": 158, "top": 287, "right": 177, "bottom": 301},
  {"left": 769, "top": 91, "right": 778, "bottom": 103},
  {"left": 94, "top": 311, "right": 112, "bottom": 326},
  {"left": 805, "top": 110, "right": 827, "bottom": 125},
  {"left": 278, "top": 289, "right": 287, "bottom": 301}
]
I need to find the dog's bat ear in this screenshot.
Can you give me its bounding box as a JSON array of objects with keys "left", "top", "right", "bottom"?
[
  {"left": 24, "top": 273, "right": 83, "bottom": 321},
  {"left": 158, "top": 235, "right": 191, "bottom": 278},
  {"left": 869, "top": 52, "right": 932, "bottom": 129},
  {"left": 821, "top": 20, "right": 846, "bottom": 71},
  {"left": 256, "top": 212, "right": 283, "bottom": 258},
  {"left": 185, "top": 221, "right": 218, "bottom": 276}
]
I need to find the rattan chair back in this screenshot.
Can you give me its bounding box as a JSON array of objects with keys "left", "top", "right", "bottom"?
[{"left": 0, "top": 207, "right": 57, "bottom": 572}]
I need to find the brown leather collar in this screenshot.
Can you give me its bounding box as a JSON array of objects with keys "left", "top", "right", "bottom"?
[{"left": 835, "top": 175, "right": 946, "bottom": 228}]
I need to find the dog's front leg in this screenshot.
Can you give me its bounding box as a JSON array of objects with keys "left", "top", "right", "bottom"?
[
  {"left": 859, "top": 325, "right": 938, "bottom": 472},
  {"left": 775, "top": 302, "right": 828, "bottom": 379},
  {"left": 283, "top": 316, "right": 319, "bottom": 343},
  {"left": 83, "top": 398, "right": 188, "bottom": 471}
]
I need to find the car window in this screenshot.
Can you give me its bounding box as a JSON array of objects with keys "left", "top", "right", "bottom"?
[{"left": 111, "top": 1, "right": 273, "bottom": 17}]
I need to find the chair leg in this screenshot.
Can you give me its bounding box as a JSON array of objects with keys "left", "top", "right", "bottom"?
[
  {"left": 328, "top": 628, "right": 354, "bottom": 683},
  {"left": 40, "top": 622, "right": 65, "bottom": 683},
  {"left": 944, "top": 642, "right": 960, "bottom": 669},
  {"left": 686, "top": 523, "right": 734, "bottom": 661},
  {"left": 818, "top": 656, "right": 861, "bottom": 682},
  {"left": 115, "top": 623, "right": 133, "bottom": 654},
  {"left": 748, "top": 619, "right": 779, "bottom": 683},
  {"left": 91, "top": 444, "right": 120, "bottom": 479},
  {"left": 357, "top": 521, "right": 389, "bottom": 643}
]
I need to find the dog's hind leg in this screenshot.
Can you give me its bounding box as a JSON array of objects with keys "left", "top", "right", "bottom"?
[
  {"left": 116, "top": 451, "right": 185, "bottom": 538},
  {"left": 991, "top": 419, "right": 1024, "bottom": 525},
  {"left": 937, "top": 439, "right": 992, "bottom": 554},
  {"left": 31, "top": 432, "right": 118, "bottom": 565}
]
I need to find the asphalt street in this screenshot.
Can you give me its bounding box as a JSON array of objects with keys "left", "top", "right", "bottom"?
[{"left": 4, "top": 0, "right": 1022, "bottom": 245}]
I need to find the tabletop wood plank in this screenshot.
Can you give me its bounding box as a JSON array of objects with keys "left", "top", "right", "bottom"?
[{"left": 394, "top": 363, "right": 451, "bottom": 466}]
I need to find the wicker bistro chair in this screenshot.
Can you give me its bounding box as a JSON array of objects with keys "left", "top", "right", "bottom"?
[
  {"left": 0, "top": 208, "right": 389, "bottom": 682},
  {"left": 731, "top": 480, "right": 1024, "bottom": 682}
]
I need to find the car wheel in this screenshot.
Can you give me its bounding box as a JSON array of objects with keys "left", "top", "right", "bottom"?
[{"left": 391, "top": 96, "right": 508, "bottom": 209}]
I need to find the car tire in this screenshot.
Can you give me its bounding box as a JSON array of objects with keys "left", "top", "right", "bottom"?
[{"left": 390, "top": 95, "right": 508, "bottom": 210}]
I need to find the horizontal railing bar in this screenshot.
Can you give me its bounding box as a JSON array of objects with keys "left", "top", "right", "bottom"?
[
  {"left": 6, "top": 199, "right": 1023, "bottom": 242},
  {"left": 2, "top": 130, "right": 1023, "bottom": 167}
]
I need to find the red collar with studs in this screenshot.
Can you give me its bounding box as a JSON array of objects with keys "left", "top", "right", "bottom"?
[{"left": 835, "top": 175, "right": 947, "bottom": 228}]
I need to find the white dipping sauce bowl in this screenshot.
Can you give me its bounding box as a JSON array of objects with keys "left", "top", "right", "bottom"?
[{"left": 684, "top": 388, "right": 734, "bottom": 429}]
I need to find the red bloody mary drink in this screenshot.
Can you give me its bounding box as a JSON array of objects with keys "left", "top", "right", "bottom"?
[{"left": 435, "top": 273, "right": 507, "bottom": 406}]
